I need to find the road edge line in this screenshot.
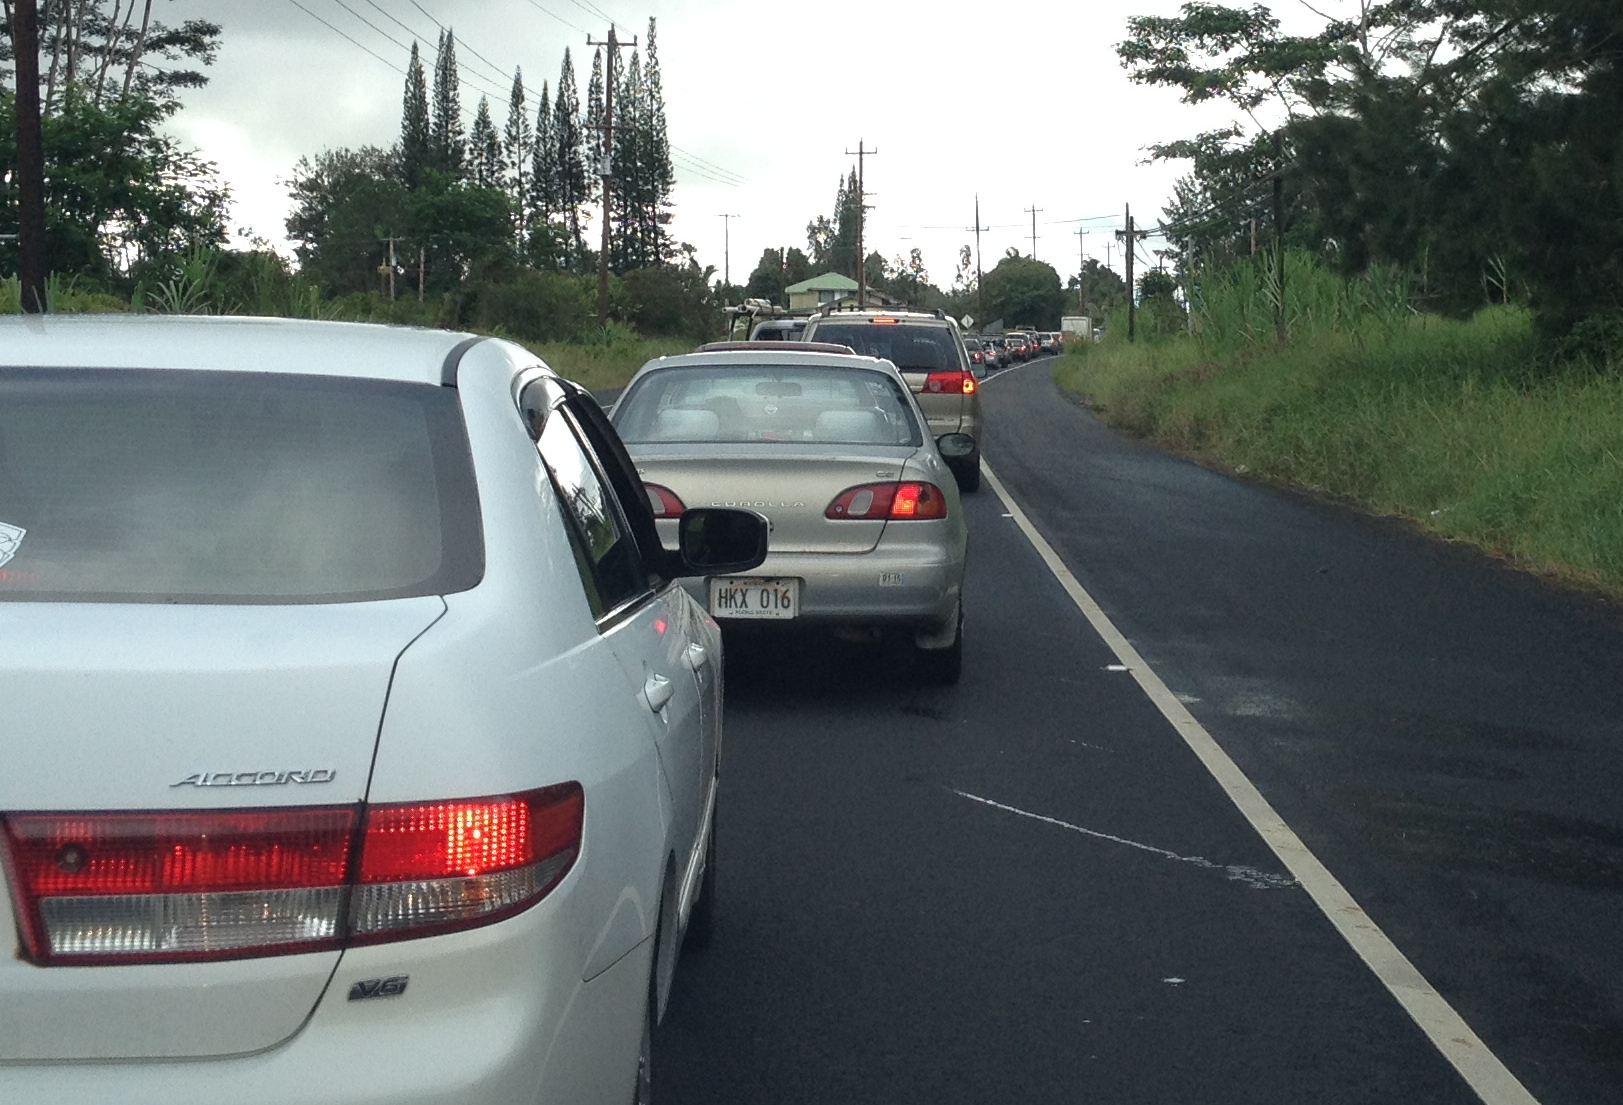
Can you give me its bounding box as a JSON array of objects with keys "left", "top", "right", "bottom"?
[{"left": 982, "top": 458, "right": 1540, "bottom": 1105}]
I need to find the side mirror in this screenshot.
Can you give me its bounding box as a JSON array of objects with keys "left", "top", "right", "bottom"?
[
  {"left": 671, "top": 507, "right": 769, "bottom": 577},
  {"left": 935, "top": 433, "right": 976, "bottom": 459}
]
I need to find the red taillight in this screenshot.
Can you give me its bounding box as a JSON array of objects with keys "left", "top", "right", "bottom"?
[
  {"left": 924, "top": 370, "right": 976, "bottom": 396},
  {"left": 351, "top": 784, "right": 582, "bottom": 943},
  {"left": 0, "top": 785, "right": 583, "bottom": 965},
  {"left": 825, "top": 481, "right": 948, "bottom": 521},
  {"left": 2, "top": 807, "right": 356, "bottom": 965},
  {"left": 645, "top": 483, "right": 686, "bottom": 518}
]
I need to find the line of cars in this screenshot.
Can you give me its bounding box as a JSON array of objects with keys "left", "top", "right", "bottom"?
[{"left": 0, "top": 305, "right": 985, "bottom": 1104}]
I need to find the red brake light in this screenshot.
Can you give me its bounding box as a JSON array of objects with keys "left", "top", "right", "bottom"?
[
  {"left": 644, "top": 483, "right": 686, "bottom": 519},
  {"left": 825, "top": 482, "right": 948, "bottom": 521},
  {"left": 870, "top": 317, "right": 899, "bottom": 325},
  {"left": 0, "top": 785, "right": 584, "bottom": 965},
  {"left": 2, "top": 807, "right": 356, "bottom": 964},
  {"left": 924, "top": 370, "right": 976, "bottom": 395}
]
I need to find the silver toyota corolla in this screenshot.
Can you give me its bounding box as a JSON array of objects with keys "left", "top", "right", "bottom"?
[{"left": 612, "top": 345, "right": 969, "bottom": 683}]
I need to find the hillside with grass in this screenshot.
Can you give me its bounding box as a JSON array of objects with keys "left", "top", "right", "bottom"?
[{"left": 1056, "top": 254, "right": 1623, "bottom": 600}]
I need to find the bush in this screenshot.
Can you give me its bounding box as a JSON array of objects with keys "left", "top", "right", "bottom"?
[{"left": 473, "top": 269, "right": 597, "bottom": 343}]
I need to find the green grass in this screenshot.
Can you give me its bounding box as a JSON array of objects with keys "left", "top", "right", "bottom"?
[
  {"left": 521, "top": 333, "right": 696, "bottom": 391},
  {"left": 1057, "top": 256, "right": 1623, "bottom": 600}
]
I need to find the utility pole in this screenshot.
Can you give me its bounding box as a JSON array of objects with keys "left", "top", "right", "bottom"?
[
  {"left": 378, "top": 236, "right": 401, "bottom": 301},
  {"left": 1075, "top": 227, "right": 1089, "bottom": 316},
  {"left": 845, "top": 140, "right": 876, "bottom": 305},
  {"left": 588, "top": 27, "right": 637, "bottom": 326},
  {"left": 1025, "top": 204, "right": 1043, "bottom": 261},
  {"left": 1272, "top": 129, "right": 1286, "bottom": 342},
  {"left": 717, "top": 213, "right": 738, "bottom": 303},
  {"left": 11, "top": 0, "right": 49, "bottom": 313},
  {"left": 1115, "top": 203, "right": 1148, "bottom": 341},
  {"left": 972, "top": 194, "right": 989, "bottom": 325}
]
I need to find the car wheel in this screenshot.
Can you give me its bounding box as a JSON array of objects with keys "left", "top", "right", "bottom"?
[
  {"left": 955, "top": 459, "right": 982, "bottom": 493},
  {"left": 684, "top": 795, "right": 717, "bottom": 950},
  {"left": 916, "top": 608, "right": 963, "bottom": 686}
]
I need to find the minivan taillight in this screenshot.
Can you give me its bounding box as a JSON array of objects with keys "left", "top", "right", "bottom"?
[
  {"left": 0, "top": 784, "right": 583, "bottom": 966},
  {"left": 924, "top": 370, "right": 977, "bottom": 395}
]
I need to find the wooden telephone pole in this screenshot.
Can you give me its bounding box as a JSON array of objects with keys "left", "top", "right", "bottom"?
[
  {"left": 1075, "top": 227, "right": 1089, "bottom": 316},
  {"left": 1025, "top": 204, "right": 1043, "bottom": 260},
  {"left": 972, "top": 194, "right": 989, "bottom": 325},
  {"left": 588, "top": 26, "right": 636, "bottom": 326},
  {"left": 1115, "top": 203, "right": 1149, "bottom": 341},
  {"left": 844, "top": 140, "right": 876, "bottom": 305},
  {"left": 11, "top": 0, "right": 49, "bottom": 313}
]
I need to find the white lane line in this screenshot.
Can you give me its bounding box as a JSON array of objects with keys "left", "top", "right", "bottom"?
[
  {"left": 982, "top": 459, "right": 1541, "bottom": 1105},
  {"left": 952, "top": 788, "right": 1296, "bottom": 891}
]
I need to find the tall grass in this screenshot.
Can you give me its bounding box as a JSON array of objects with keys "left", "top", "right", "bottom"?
[{"left": 1058, "top": 253, "right": 1623, "bottom": 598}]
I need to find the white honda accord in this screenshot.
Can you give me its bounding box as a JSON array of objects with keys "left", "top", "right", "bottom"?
[{"left": 0, "top": 315, "right": 767, "bottom": 1105}]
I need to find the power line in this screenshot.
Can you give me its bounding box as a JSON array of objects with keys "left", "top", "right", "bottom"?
[
  {"left": 286, "top": 0, "right": 404, "bottom": 75},
  {"left": 519, "top": 0, "right": 588, "bottom": 35},
  {"left": 403, "top": 0, "right": 524, "bottom": 87}
]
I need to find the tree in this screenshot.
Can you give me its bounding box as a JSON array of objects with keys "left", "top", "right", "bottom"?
[
  {"left": 608, "top": 49, "right": 645, "bottom": 272},
  {"left": 583, "top": 48, "right": 604, "bottom": 192},
  {"left": 983, "top": 255, "right": 1064, "bottom": 329},
  {"left": 553, "top": 47, "right": 588, "bottom": 269},
  {"left": 283, "top": 146, "right": 405, "bottom": 296},
  {"left": 503, "top": 69, "right": 530, "bottom": 242},
  {"left": 429, "top": 30, "right": 464, "bottom": 178},
  {"left": 469, "top": 96, "right": 503, "bottom": 188},
  {"left": 528, "top": 80, "right": 563, "bottom": 268},
  {"left": 639, "top": 18, "right": 675, "bottom": 266},
  {"left": 399, "top": 41, "right": 431, "bottom": 189},
  {"left": 0, "top": 85, "right": 227, "bottom": 282},
  {"left": 0, "top": 3, "right": 221, "bottom": 112}
]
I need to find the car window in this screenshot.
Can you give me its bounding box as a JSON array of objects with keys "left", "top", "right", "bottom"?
[
  {"left": 0, "top": 368, "right": 483, "bottom": 604},
  {"left": 804, "top": 321, "right": 963, "bottom": 374},
  {"left": 535, "top": 406, "right": 650, "bottom": 620},
  {"left": 614, "top": 365, "right": 922, "bottom": 447}
]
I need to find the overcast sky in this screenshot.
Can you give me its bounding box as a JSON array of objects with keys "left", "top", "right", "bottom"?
[{"left": 165, "top": 0, "right": 1269, "bottom": 290}]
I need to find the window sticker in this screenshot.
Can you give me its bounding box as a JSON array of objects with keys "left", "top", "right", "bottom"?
[{"left": 0, "top": 523, "right": 24, "bottom": 568}]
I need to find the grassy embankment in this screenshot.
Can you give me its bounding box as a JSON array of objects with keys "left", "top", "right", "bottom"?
[
  {"left": 0, "top": 273, "right": 688, "bottom": 391},
  {"left": 1054, "top": 253, "right": 1623, "bottom": 600}
]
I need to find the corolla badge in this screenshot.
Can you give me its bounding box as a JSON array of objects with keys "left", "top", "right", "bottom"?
[
  {"left": 172, "top": 769, "right": 337, "bottom": 787},
  {"left": 0, "top": 522, "right": 25, "bottom": 568}
]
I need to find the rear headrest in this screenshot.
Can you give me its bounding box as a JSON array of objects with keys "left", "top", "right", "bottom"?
[
  {"left": 813, "top": 409, "right": 889, "bottom": 444},
  {"left": 650, "top": 407, "right": 721, "bottom": 441}
]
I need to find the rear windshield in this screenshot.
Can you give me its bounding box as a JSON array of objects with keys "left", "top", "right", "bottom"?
[
  {"left": 613, "top": 365, "right": 922, "bottom": 447},
  {"left": 0, "top": 369, "right": 483, "bottom": 604},
  {"left": 804, "top": 322, "right": 963, "bottom": 373}
]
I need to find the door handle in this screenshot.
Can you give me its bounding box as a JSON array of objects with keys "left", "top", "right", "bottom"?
[
  {"left": 685, "top": 643, "right": 709, "bottom": 671},
  {"left": 643, "top": 672, "right": 675, "bottom": 713}
]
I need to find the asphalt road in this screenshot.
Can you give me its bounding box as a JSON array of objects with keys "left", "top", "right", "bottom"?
[{"left": 650, "top": 354, "right": 1623, "bottom": 1104}]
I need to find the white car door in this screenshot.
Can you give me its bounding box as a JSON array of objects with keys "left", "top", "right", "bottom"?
[{"left": 529, "top": 391, "right": 708, "bottom": 898}]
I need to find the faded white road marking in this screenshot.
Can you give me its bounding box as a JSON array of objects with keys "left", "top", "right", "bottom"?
[
  {"left": 983, "top": 459, "right": 1541, "bottom": 1105},
  {"left": 952, "top": 788, "right": 1296, "bottom": 890}
]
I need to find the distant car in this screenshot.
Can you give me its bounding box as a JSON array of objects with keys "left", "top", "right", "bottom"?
[
  {"left": 0, "top": 315, "right": 769, "bottom": 1105},
  {"left": 962, "top": 337, "right": 987, "bottom": 374},
  {"left": 1037, "top": 332, "right": 1060, "bottom": 355},
  {"left": 979, "top": 337, "right": 1003, "bottom": 370},
  {"left": 801, "top": 305, "right": 984, "bottom": 492},
  {"left": 749, "top": 318, "right": 807, "bottom": 341},
  {"left": 1003, "top": 334, "right": 1030, "bottom": 361},
  {"left": 611, "top": 347, "right": 970, "bottom": 683}
]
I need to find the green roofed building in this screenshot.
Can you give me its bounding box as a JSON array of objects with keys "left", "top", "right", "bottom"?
[{"left": 786, "top": 272, "right": 859, "bottom": 311}]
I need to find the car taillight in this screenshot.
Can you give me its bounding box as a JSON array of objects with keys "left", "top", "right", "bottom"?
[
  {"left": 351, "top": 784, "right": 582, "bottom": 943},
  {"left": 0, "top": 784, "right": 582, "bottom": 966},
  {"left": 825, "top": 481, "right": 948, "bottom": 521},
  {"left": 924, "top": 370, "right": 977, "bottom": 395},
  {"left": 645, "top": 483, "right": 686, "bottom": 518}
]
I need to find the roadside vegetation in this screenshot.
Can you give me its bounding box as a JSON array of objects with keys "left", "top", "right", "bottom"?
[{"left": 1058, "top": 253, "right": 1623, "bottom": 599}]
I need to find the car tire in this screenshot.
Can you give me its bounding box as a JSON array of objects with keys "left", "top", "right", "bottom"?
[
  {"left": 916, "top": 609, "right": 963, "bottom": 686},
  {"left": 684, "top": 796, "right": 717, "bottom": 950},
  {"left": 955, "top": 459, "right": 982, "bottom": 493}
]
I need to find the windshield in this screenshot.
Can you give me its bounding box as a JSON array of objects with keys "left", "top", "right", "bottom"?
[
  {"left": 613, "top": 365, "right": 922, "bottom": 447},
  {"left": 0, "top": 369, "right": 483, "bottom": 604},
  {"left": 804, "top": 322, "right": 963, "bottom": 373}
]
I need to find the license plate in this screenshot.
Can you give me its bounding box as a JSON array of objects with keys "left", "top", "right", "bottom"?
[{"left": 708, "top": 577, "right": 799, "bottom": 620}]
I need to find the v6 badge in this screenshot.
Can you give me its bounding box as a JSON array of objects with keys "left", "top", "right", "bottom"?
[{"left": 348, "top": 975, "right": 409, "bottom": 1001}]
